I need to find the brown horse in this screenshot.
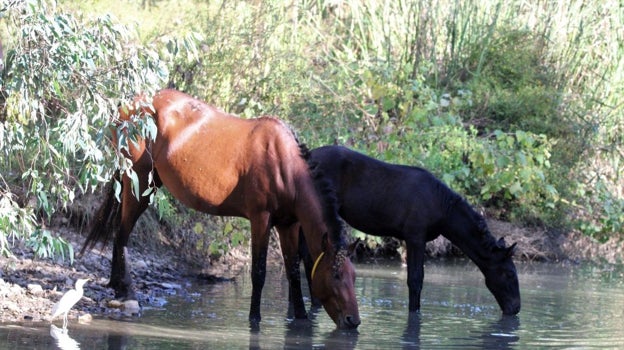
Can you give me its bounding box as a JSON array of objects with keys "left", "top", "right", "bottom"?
[{"left": 81, "top": 89, "right": 360, "bottom": 329}]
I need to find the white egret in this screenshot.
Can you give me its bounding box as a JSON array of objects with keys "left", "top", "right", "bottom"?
[{"left": 51, "top": 278, "right": 90, "bottom": 330}]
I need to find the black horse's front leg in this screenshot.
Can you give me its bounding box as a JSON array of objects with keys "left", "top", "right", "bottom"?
[
  {"left": 277, "top": 224, "right": 307, "bottom": 319},
  {"left": 405, "top": 241, "right": 426, "bottom": 312},
  {"left": 286, "top": 259, "right": 308, "bottom": 319},
  {"left": 298, "top": 228, "right": 322, "bottom": 308}
]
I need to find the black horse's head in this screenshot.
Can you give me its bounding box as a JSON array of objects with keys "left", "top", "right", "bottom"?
[
  {"left": 483, "top": 237, "right": 521, "bottom": 315},
  {"left": 447, "top": 200, "right": 521, "bottom": 316}
]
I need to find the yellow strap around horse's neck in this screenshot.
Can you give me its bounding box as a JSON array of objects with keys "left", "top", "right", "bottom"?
[{"left": 310, "top": 252, "right": 325, "bottom": 281}]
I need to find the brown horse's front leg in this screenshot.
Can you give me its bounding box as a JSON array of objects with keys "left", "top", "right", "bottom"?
[
  {"left": 249, "top": 213, "right": 271, "bottom": 326},
  {"left": 109, "top": 170, "right": 153, "bottom": 301},
  {"left": 405, "top": 240, "right": 426, "bottom": 312},
  {"left": 276, "top": 224, "right": 307, "bottom": 320}
]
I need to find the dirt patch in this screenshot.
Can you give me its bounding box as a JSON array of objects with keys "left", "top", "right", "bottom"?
[
  {"left": 347, "top": 219, "right": 624, "bottom": 265},
  {"left": 0, "top": 222, "right": 257, "bottom": 324},
  {"left": 487, "top": 219, "right": 624, "bottom": 264}
]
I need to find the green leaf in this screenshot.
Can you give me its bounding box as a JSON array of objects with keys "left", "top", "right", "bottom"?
[
  {"left": 508, "top": 182, "right": 523, "bottom": 196},
  {"left": 128, "top": 169, "right": 140, "bottom": 200},
  {"left": 113, "top": 180, "right": 122, "bottom": 203}
]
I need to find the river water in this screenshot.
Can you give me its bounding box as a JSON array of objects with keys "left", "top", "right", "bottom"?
[{"left": 2, "top": 260, "right": 624, "bottom": 349}]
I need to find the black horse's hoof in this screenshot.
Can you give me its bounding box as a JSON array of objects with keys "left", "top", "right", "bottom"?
[
  {"left": 249, "top": 319, "right": 261, "bottom": 332},
  {"left": 294, "top": 310, "right": 308, "bottom": 320}
]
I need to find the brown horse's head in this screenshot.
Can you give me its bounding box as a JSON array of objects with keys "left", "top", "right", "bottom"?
[
  {"left": 310, "top": 235, "right": 360, "bottom": 329},
  {"left": 117, "top": 93, "right": 154, "bottom": 123}
]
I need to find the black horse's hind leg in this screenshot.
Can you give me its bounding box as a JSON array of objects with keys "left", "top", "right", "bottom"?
[
  {"left": 277, "top": 224, "right": 308, "bottom": 319},
  {"left": 405, "top": 240, "right": 426, "bottom": 312},
  {"left": 109, "top": 170, "right": 157, "bottom": 300},
  {"left": 298, "top": 228, "right": 321, "bottom": 308}
]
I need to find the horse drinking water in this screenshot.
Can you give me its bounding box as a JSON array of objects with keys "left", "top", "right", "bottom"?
[
  {"left": 81, "top": 89, "right": 360, "bottom": 329},
  {"left": 303, "top": 145, "right": 520, "bottom": 315}
]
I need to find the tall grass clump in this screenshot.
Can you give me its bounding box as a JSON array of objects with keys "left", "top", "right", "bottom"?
[
  {"left": 96, "top": 0, "right": 622, "bottom": 236},
  {"left": 279, "top": 0, "right": 622, "bottom": 232}
]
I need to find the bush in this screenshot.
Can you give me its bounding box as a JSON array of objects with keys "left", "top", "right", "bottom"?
[{"left": 0, "top": 0, "right": 167, "bottom": 259}]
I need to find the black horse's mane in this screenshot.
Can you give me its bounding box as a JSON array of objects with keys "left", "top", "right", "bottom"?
[{"left": 436, "top": 176, "right": 502, "bottom": 251}]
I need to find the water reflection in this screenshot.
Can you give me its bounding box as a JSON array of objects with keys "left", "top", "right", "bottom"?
[
  {"left": 401, "top": 312, "right": 421, "bottom": 349},
  {"left": 282, "top": 319, "right": 314, "bottom": 349},
  {"left": 248, "top": 328, "right": 262, "bottom": 350},
  {"left": 323, "top": 329, "right": 359, "bottom": 350},
  {"left": 400, "top": 313, "right": 519, "bottom": 350},
  {"left": 107, "top": 333, "right": 128, "bottom": 350},
  {"left": 247, "top": 307, "right": 360, "bottom": 350},
  {"left": 3, "top": 261, "right": 624, "bottom": 349},
  {"left": 480, "top": 315, "right": 520, "bottom": 349},
  {"left": 49, "top": 325, "right": 80, "bottom": 350}
]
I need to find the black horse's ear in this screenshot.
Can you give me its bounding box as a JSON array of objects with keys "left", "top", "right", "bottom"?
[
  {"left": 347, "top": 237, "right": 361, "bottom": 256},
  {"left": 497, "top": 237, "right": 506, "bottom": 247},
  {"left": 507, "top": 242, "right": 517, "bottom": 257},
  {"left": 347, "top": 237, "right": 364, "bottom": 259}
]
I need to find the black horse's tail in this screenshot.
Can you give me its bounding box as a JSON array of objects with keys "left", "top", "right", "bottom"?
[{"left": 80, "top": 170, "right": 122, "bottom": 255}]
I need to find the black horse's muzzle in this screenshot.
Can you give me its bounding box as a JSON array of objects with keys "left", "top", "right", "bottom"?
[{"left": 502, "top": 299, "right": 521, "bottom": 315}]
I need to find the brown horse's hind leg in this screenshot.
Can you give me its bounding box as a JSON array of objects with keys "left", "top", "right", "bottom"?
[
  {"left": 248, "top": 212, "right": 272, "bottom": 326},
  {"left": 109, "top": 169, "right": 160, "bottom": 300},
  {"left": 276, "top": 224, "right": 307, "bottom": 320}
]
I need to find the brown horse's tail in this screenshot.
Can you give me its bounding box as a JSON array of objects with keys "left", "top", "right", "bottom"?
[{"left": 80, "top": 170, "right": 122, "bottom": 256}]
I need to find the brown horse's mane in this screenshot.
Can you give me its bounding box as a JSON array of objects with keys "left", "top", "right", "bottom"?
[{"left": 298, "top": 141, "right": 348, "bottom": 252}]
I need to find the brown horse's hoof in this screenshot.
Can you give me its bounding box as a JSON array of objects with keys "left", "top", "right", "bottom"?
[
  {"left": 106, "top": 299, "right": 141, "bottom": 316},
  {"left": 122, "top": 300, "right": 140, "bottom": 316}
]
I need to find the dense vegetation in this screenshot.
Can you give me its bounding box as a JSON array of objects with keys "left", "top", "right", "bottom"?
[{"left": 1, "top": 0, "right": 622, "bottom": 260}]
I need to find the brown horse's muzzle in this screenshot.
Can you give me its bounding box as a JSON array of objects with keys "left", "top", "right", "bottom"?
[{"left": 339, "top": 314, "right": 361, "bottom": 329}]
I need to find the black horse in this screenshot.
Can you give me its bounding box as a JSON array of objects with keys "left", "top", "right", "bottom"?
[{"left": 302, "top": 145, "right": 520, "bottom": 315}]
